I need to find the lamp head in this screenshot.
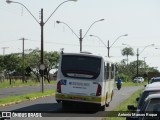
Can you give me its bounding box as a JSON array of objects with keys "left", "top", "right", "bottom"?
[
  {"left": 124, "top": 34, "right": 128, "bottom": 36},
  {"left": 56, "top": 21, "right": 61, "bottom": 24},
  {"left": 99, "top": 19, "right": 104, "bottom": 21},
  {"left": 6, "top": 0, "right": 13, "bottom": 4},
  {"left": 89, "top": 35, "right": 94, "bottom": 37}
]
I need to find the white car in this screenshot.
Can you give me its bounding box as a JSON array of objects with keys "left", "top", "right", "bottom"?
[
  {"left": 150, "top": 77, "right": 160, "bottom": 84},
  {"left": 127, "top": 93, "right": 160, "bottom": 120},
  {"left": 133, "top": 77, "right": 144, "bottom": 83},
  {"left": 128, "top": 82, "right": 160, "bottom": 112}
]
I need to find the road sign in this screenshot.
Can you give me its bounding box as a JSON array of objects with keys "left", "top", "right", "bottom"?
[{"left": 40, "top": 64, "right": 45, "bottom": 70}]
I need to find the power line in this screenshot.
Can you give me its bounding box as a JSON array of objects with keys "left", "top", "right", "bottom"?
[
  {"left": 0, "top": 40, "right": 19, "bottom": 44},
  {"left": 27, "top": 39, "right": 80, "bottom": 46},
  {"left": 1, "top": 39, "right": 159, "bottom": 50},
  {"left": 19, "top": 39, "right": 160, "bottom": 49}
]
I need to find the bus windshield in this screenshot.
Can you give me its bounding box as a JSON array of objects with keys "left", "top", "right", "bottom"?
[{"left": 61, "top": 55, "right": 101, "bottom": 79}]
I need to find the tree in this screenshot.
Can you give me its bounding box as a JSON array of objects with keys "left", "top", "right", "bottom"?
[
  {"left": 117, "top": 59, "right": 158, "bottom": 82},
  {"left": 121, "top": 47, "right": 134, "bottom": 65},
  {"left": 44, "top": 51, "right": 60, "bottom": 82},
  {"left": 2, "top": 53, "right": 22, "bottom": 84},
  {"left": 3, "top": 53, "right": 21, "bottom": 73},
  {"left": 24, "top": 48, "right": 41, "bottom": 82},
  {"left": 24, "top": 48, "right": 60, "bottom": 82},
  {"left": 0, "top": 55, "right": 5, "bottom": 72},
  {"left": 0, "top": 48, "right": 60, "bottom": 83}
]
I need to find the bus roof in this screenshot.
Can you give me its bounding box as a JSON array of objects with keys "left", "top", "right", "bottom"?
[
  {"left": 61, "top": 52, "right": 115, "bottom": 64},
  {"left": 62, "top": 52, "right": 103, "bottom": 58}
]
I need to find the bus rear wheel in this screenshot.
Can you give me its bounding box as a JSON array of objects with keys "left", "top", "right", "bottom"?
[{"left": 100, "top": 105, "right": 105, "bottom": 111}]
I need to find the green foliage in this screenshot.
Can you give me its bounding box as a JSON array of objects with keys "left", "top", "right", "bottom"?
[
  {"left": 116, "top": 73, "right": 130, "bottom": 82},
  {"left": 0, "top": 48, "right": 60, "bottom": 82},
  {"left": 44, "top": 51, "right": 60, "bottom": 73},
  {"left": 121, "top": 47, "right": 134, "bottom": 56},
  {"left": 114, "top": 89, "right": 143, "bottom": 110},
  {"left": 121, "top": 47, "right": 134, "bottom": 65},
  {"left": 0, "top": 79, "right": 56, "bottom": 88},
  {"left": 117, "top": 56, "right": 158, "bottom": 82},
  {"left": 3, "top": 53, "right": 21, "bottom": 72},
  {"left": 102, "top": 89, "right": 143, "bottom": 120},
  {"left": 0, "top": 55, "right": 5, "bottom": 71},
  {"left": 122, "top": 81, "right": 148, "bottom": 87}
]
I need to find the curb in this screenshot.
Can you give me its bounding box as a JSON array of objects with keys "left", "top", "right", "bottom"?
[{"left": 0, "top": 94, "right": 54, "bottom": 107}]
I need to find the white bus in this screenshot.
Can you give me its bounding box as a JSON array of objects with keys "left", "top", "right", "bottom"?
[{"left": 55, "top": 52, "right": 116, "bottom": 111}]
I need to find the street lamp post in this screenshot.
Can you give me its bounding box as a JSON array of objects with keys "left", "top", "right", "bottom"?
[
  {"left": 89, "top": 35, "right": 108, "bottom": 49},
  {"left": 6, "top": 0, "right": 77, "bottom": 92},
  {"left": 90, "top": 34, "right": 128, "bottom": 57},
  {"left": 89, "top": 35, "right": 108, "bottom": 52},
  {"left": 155, "top": 48, "right": 160, "bottom": 50},
  {"left": 137, "top": 48, "right": 139, "bottom": 78},
  {"left": 143, "top": 57, "right": 147, "bottom": 73},
  {"left": 136, "top": 44, "right": 154, "bottom": 78},
  {"left": 108, "top": 34, "right": 128, "bottom": 57},
  {"left": 56, "top": 19, "right": 104, "bottom": 52},
  {"left": 139, "top": 44, "right": 154, "bottom": 55}
]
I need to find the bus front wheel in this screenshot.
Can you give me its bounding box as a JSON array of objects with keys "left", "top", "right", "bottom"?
[{"left": 105, "top": 94, "right": 110, "bottom": 107}]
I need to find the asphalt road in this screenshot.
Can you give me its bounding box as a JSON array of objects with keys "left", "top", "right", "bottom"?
[
  {"left": 0, "top": 84, "right": 56, "bottom": 99},
  {"left": 0, "top": 86, "right": 143, "bottom": 120}
]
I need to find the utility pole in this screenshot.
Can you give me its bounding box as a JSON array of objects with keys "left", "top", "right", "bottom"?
[
  {"left": 40, "top": 8, "right": 44, "bottom": 93},
  {"left": 6, "top": 0, "right": 77, "bottom": 93},
  {"left": 56, "top": 19, "right": 104, "bottom": 52},
  {"left": 107, "top": 40, "right": 110, "bottom": 57},
  {"left": 143, "top": 57, "right": 147, "bottom": 75},
  {"left": 79, "top": 29, "right": 82, "bottom": 52},
  {"left": 19, "top": 38, "right": 27, "bottom": 83},
  {"left": 143, "top": 57, "right": 146, "bottom": 68},
  {"left": 136, "top": 44, "right": 154, "bottom": 78},
  {"left": 2, "top": 47, "right": 9, "bottom": 55},
  {"left": 137, "top": 48, "right": 139, "bottom": 78}
]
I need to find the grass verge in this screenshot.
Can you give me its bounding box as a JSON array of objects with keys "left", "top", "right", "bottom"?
[
  {"left": 0, "top": 90, "right": 55, "bottom": 107},
  {"left": 119, "top": 81, "right": 147, "bottom": 87},
  {"left": 0, "top": 81, "right": 145, "bottom": 112},
  {"left": 102, "top": 89, "right": 143, "bottom": 120},
  {"left": 0, "top": 80, "right": 56, "bottom": 88}
]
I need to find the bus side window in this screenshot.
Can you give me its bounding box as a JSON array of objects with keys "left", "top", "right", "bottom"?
[
  {"left": 104, "top": 62, "right": 107, "bottom": 80},
  {"left": 104, "top": 63, "right": 106, "bottom": 80},
  {"left": 111, "top": 64, "right": 115, "bottom": 79},
  {"left": 106, "top": 63, "right": 110, "bottom": 79}
]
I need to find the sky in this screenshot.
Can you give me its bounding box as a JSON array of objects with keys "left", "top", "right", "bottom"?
[{"left": 0, "top": 0, "right": 160, "bottom": 70}]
